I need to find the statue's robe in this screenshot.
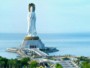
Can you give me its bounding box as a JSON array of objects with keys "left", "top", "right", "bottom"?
[{"left": 27, "top": 12, "right": 37, "bottom": 37}]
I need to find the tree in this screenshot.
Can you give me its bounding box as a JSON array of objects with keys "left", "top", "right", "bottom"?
[
  {"left": 29, "top": 60, "right": 38, "bottom": 68},
  {"left": 0, "top": 61, "right": 5, "bottom": 68},
  {"left": 55, "top": 63, "right": 63, "bottom": 68},
  {"left": 7, "top": 59, "right": 17, "bottom": 68},
  {"left": 0, "top": 56, "right": 8, "bottom": 68},
  {"left": 81, "top": 61, "right": 90, "bottom": 68},
  {"left": 20, "top": 57, "right": 30, "bottom": 67}
]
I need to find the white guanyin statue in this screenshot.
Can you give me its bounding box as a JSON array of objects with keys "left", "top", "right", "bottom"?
[{"left": 27, "top": 3, "right": 37, "bottom": 37}]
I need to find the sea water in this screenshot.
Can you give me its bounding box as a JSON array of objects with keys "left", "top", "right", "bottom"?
[{"left": 0, "top": 33, "right": 90, "bottom": 58}]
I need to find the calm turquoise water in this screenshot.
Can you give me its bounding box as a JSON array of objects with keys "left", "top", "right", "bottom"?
[{"left": 0, "top": 33, "right": 90, "bottom": 58}]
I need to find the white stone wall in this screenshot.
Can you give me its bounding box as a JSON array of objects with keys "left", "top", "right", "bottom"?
[{"left": 22, "top": 39, "right": 45, "bottom": 49}]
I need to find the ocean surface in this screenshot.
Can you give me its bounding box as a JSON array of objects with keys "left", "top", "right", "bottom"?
[{"left": 0, "top": 33, "right": 90, "bottom": 59}]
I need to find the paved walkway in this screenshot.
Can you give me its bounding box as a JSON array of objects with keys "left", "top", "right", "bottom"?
[{"left": 29, "top": 48, "right": 48, "bottom": 56}]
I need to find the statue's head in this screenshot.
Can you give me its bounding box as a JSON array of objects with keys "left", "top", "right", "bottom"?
[{"left": 28, "top": 3, "right": 35, "bottom": 12}]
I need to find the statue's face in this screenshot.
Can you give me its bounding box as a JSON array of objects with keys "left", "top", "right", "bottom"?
[{"left": 30, "top": 6, "right": 33, "bottom": 12}]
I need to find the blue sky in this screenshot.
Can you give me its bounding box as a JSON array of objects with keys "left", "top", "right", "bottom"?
[{"left": 0, "top": 0, "right": 90, "bottom": 33}]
